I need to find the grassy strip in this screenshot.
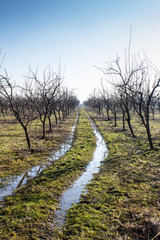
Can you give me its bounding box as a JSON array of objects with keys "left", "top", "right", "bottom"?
[
  {"left": 0, "top": 107, "right": 96, "bottom": 240},
  {"left": 0, "top": 112, "right": 77, "bottom": 179},
  {"left": 63, "top": 111, "right": 160, "bottom": 240}
]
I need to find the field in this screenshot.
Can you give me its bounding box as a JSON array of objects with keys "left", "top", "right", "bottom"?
[
  {"left": 0, "top": 112, "right": 76, "bottom": 180},
  {"left": 63, "top": 110, "right": 160, "bottom": 239},
  {"left": 0, "top": 107, "right": 160, "bottom": 239}
]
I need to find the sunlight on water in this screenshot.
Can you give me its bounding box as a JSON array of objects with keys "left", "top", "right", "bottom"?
[
  {"left": 0, "top": 113, "right": 79, "bottom": 202},
  {"left": 53, "top": 117, "right": 108, "bottom": 227}
]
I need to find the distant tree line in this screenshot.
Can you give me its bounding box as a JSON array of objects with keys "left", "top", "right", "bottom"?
[
  {"left": 0, "top": 66, "right": 79, "bottom": 151},
  {"left": 84, "top": 53, "right": 160, "bottom": 150}
]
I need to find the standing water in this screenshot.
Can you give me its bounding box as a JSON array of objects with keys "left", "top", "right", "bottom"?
[
  {"left": 54, "top": 117, "right": 108, "bottom": 227},
  {"left": 0, "top": 113, "right": 79, "bottom": 202}
]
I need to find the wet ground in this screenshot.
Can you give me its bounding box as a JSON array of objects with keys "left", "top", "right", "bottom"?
[
  {"left": 0, "top": 113, "right": 79, "bottom": 202},
  {"left": 53, "top": 117, "right": 108, "bottom": 227}
]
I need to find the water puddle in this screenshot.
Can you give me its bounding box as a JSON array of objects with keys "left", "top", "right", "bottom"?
[
  {"left": 0, "top": 113, "right": 79, "bottom": 202},
  {"left": 54, "top": 116, "right": 108, "bottom": 227}
]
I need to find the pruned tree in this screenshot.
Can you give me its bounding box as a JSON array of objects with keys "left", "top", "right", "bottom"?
[
  {"left": 102, "top": 93, "right": 111, "bottom": 121},
  {"left": 100, "top": 80, "right": 111, "bottom": 120},
  {"left": 109, "top": 93, "right": 119, "bottom": 126},
  {"left": 129, "top": 61, "right": 160, "bottom": 149},
  {"left": 0, "top": 71, "right": 37, "bottom": 150},
  {"left": 27, "top": 67, "right": 61, "bottom": 139},
  {"left": 84, "top": 90, "right": 103, "bottom": 115},
  {"left": 59, "top": 87, "right": 79, "bottom": 121},
  {"left": 0, "top": 96, "right": 9, "bottom": 121},
  {"left": 98, "top": 54, "right": 145, "bottom": 137}
]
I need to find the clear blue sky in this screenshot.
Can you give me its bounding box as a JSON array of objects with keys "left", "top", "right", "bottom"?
[{"left": 0, "top": 0, "right": 160, "bottom": 102}]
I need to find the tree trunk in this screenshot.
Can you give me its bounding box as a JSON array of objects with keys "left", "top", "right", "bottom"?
[
  {"left": 126, "top": 111, "right": 135, "bottom": 137},
  {"left": 42, "top": 120, "right": 46, "bottom": 139},
  {"left": 48, "top": 116, "right": 52, "bottom": 131},
  {"left": 67, "top": 107, "right": 70, "bottom": 116},
  {"left": 53, "top": 110, "right": 58, "bottom": 125},
  {"left": 146, "top": 120, "right": 154, "bottom": 149},
  {"left": 114, "top": 113, "right": 117, "bottom": 126},
  {"left": 58, "top": 110, "right": 61, "bottom": 120},
  {"left": 23, "top": 126, "right": 31, "bottom": 150},
  {"left": 62, "top": 110, "right": 65, "bottom": 121},
  {"left": 127, "top": 118, "right": 135, "bottom": 137},
  {"left": 106, "top": 108, "right": 110, "bottom": 120},
  {"left": 122, "top": 111, "right": 125, "bottom": 130}
]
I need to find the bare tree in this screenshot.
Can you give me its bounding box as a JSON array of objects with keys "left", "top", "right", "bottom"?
[
  {"left": 118, "top": 96, "right": 126, "bottom": 130},
  {"left": 0, "top": 71, "right": 37, "bottom": 150},
  {"left": 109, "top": 93, "right": 119, "bottom": 126},
  {"left": 100, "top": 80, "right": 111, "bottom": 120},
  {"left": 85, "top": 91, "right": 103, "bottom": 115},
  {"left": 98, "top": 53, "right": 145, "bottom": 137},
  {"left": 0, "top": 96, "right": 9, "bottom": 121},
  {"left": 130, "top": 61, "right": 160, "bottom": 149},
  {"left": 27, "top": 67, "right": 61, "bottom": 139},
  {"left": 102, "top": 93, "right": 111, "bottom": 121},
  {"left": 58, "top": 87, "right": 79, "bottom": 120}
]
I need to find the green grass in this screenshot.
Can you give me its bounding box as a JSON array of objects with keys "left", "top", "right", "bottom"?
[
  {"left": 0, "top": 107, "right": 96, "bottom": 240},
  {"left": 1, "top": 109, "right": 160, "bottom": 239},
  {"left": 63, "top": 111, "right": 160, "bottom": 240}
]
